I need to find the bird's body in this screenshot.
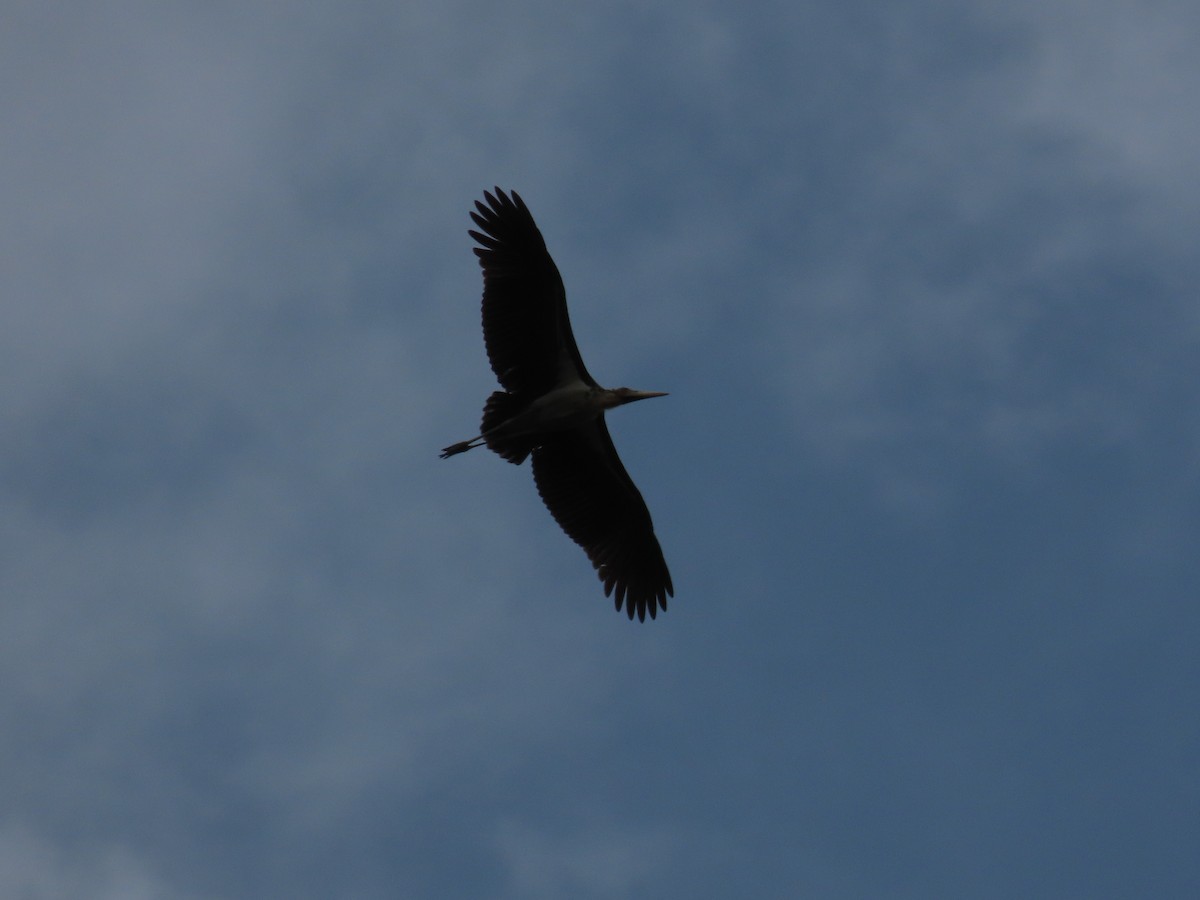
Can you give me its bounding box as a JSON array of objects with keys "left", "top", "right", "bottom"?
[{"left": 441, "top": 188, "right": 673, "bottom": 621}]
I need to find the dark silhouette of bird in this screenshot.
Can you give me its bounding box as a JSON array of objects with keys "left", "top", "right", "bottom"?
[{"left": 441, "top": 188, "right": 673, "bottom": 621}]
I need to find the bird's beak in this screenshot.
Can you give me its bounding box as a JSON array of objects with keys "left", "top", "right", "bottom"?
[{"left": 624, "top": 390, "right": 669, "bottom": 402}]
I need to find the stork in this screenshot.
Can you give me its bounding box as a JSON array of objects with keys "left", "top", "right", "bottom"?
[{"left": 441, "top": 188, "right": 673, "bottom": 621}]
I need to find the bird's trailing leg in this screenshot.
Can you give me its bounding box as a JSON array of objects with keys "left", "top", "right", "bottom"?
[{"left": 440, "top": 436, "right": 486, "bottom": 459}]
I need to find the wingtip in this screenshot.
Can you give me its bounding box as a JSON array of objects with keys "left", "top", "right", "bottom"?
[
  {"left": 613, "top": 591, "right": 665, "bottom": 623},
  {"left": 478, "top": 187, "right": 526, "bottom": 214}
]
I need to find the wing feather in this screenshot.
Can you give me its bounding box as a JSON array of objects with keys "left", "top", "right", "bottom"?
[
  {"left": 531, "top": 420, "right": 672, "bottom": 621},
  {"left": 469, "top": 189, "right": 594, "bottom": 395}
]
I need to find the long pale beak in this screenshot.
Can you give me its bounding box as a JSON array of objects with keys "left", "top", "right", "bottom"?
[{"left": 620, "top": 390, "right": 669, "bottom": 405}]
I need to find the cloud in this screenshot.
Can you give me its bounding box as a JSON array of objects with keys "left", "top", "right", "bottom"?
[
  {"left": 494, "top": 819, "right": 681, "bottom": 898},
  {"left": 0, "top": 825, "right": 204, "bottom": 900},
  {"left": 3, "top": 2, "right": 1198, "bottom": 897}
]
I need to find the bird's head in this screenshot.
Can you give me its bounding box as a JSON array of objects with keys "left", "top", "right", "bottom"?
[{"left": 606, "top": 387, "right": 669, "bottom": 409}]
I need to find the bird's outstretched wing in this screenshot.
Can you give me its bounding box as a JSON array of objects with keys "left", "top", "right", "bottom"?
[
  {"left": 469, "top": 188, "right": 595, "bottom": 396},
  {"left": 531, "top": 419, "right": 673, "bottom": 621}
]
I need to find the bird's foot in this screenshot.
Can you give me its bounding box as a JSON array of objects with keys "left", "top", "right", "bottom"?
[{"left": 440, "top": 438, "right": 483, "bottom": 459}]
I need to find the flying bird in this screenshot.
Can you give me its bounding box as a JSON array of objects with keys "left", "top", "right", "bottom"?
[{"left": 441, "top": 188, "right": 673, "bottom": 621}]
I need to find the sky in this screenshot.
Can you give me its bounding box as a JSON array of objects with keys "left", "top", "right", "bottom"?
[{"left": 2, "top": 1, "right": 1198, "bottom": 897}]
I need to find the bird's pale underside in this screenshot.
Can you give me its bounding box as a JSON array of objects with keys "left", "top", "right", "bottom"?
[{"left": 441, "top": 188, "right": 673, "bottom": 621}]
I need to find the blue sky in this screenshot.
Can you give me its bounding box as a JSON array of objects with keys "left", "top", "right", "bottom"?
[{"left": 3, "top": 2, "right": 1198, "bottom": 897}]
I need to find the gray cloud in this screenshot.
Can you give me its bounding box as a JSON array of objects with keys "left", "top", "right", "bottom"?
[{"left": 3, "top": 2, "right": 1197, "bottom": 897}]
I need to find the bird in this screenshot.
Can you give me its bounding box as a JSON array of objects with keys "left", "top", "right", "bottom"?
[{"left": 441, "top": 188, "right": 673, "bottom": 621}]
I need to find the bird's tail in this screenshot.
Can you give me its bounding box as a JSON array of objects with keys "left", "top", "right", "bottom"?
[
  {"left": 440, "top": 392, "right": 536, "bottom": 463},
  {"left": 481, "top": 391, "right": 534, "bottom": 465}
]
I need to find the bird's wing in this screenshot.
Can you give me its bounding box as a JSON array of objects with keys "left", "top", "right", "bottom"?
[
  {"left": 469, "top": 188, "right": 595, "bottom": 396},
  {"left": 531, "top": 418, "right": 673, "bottom": 621}
]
